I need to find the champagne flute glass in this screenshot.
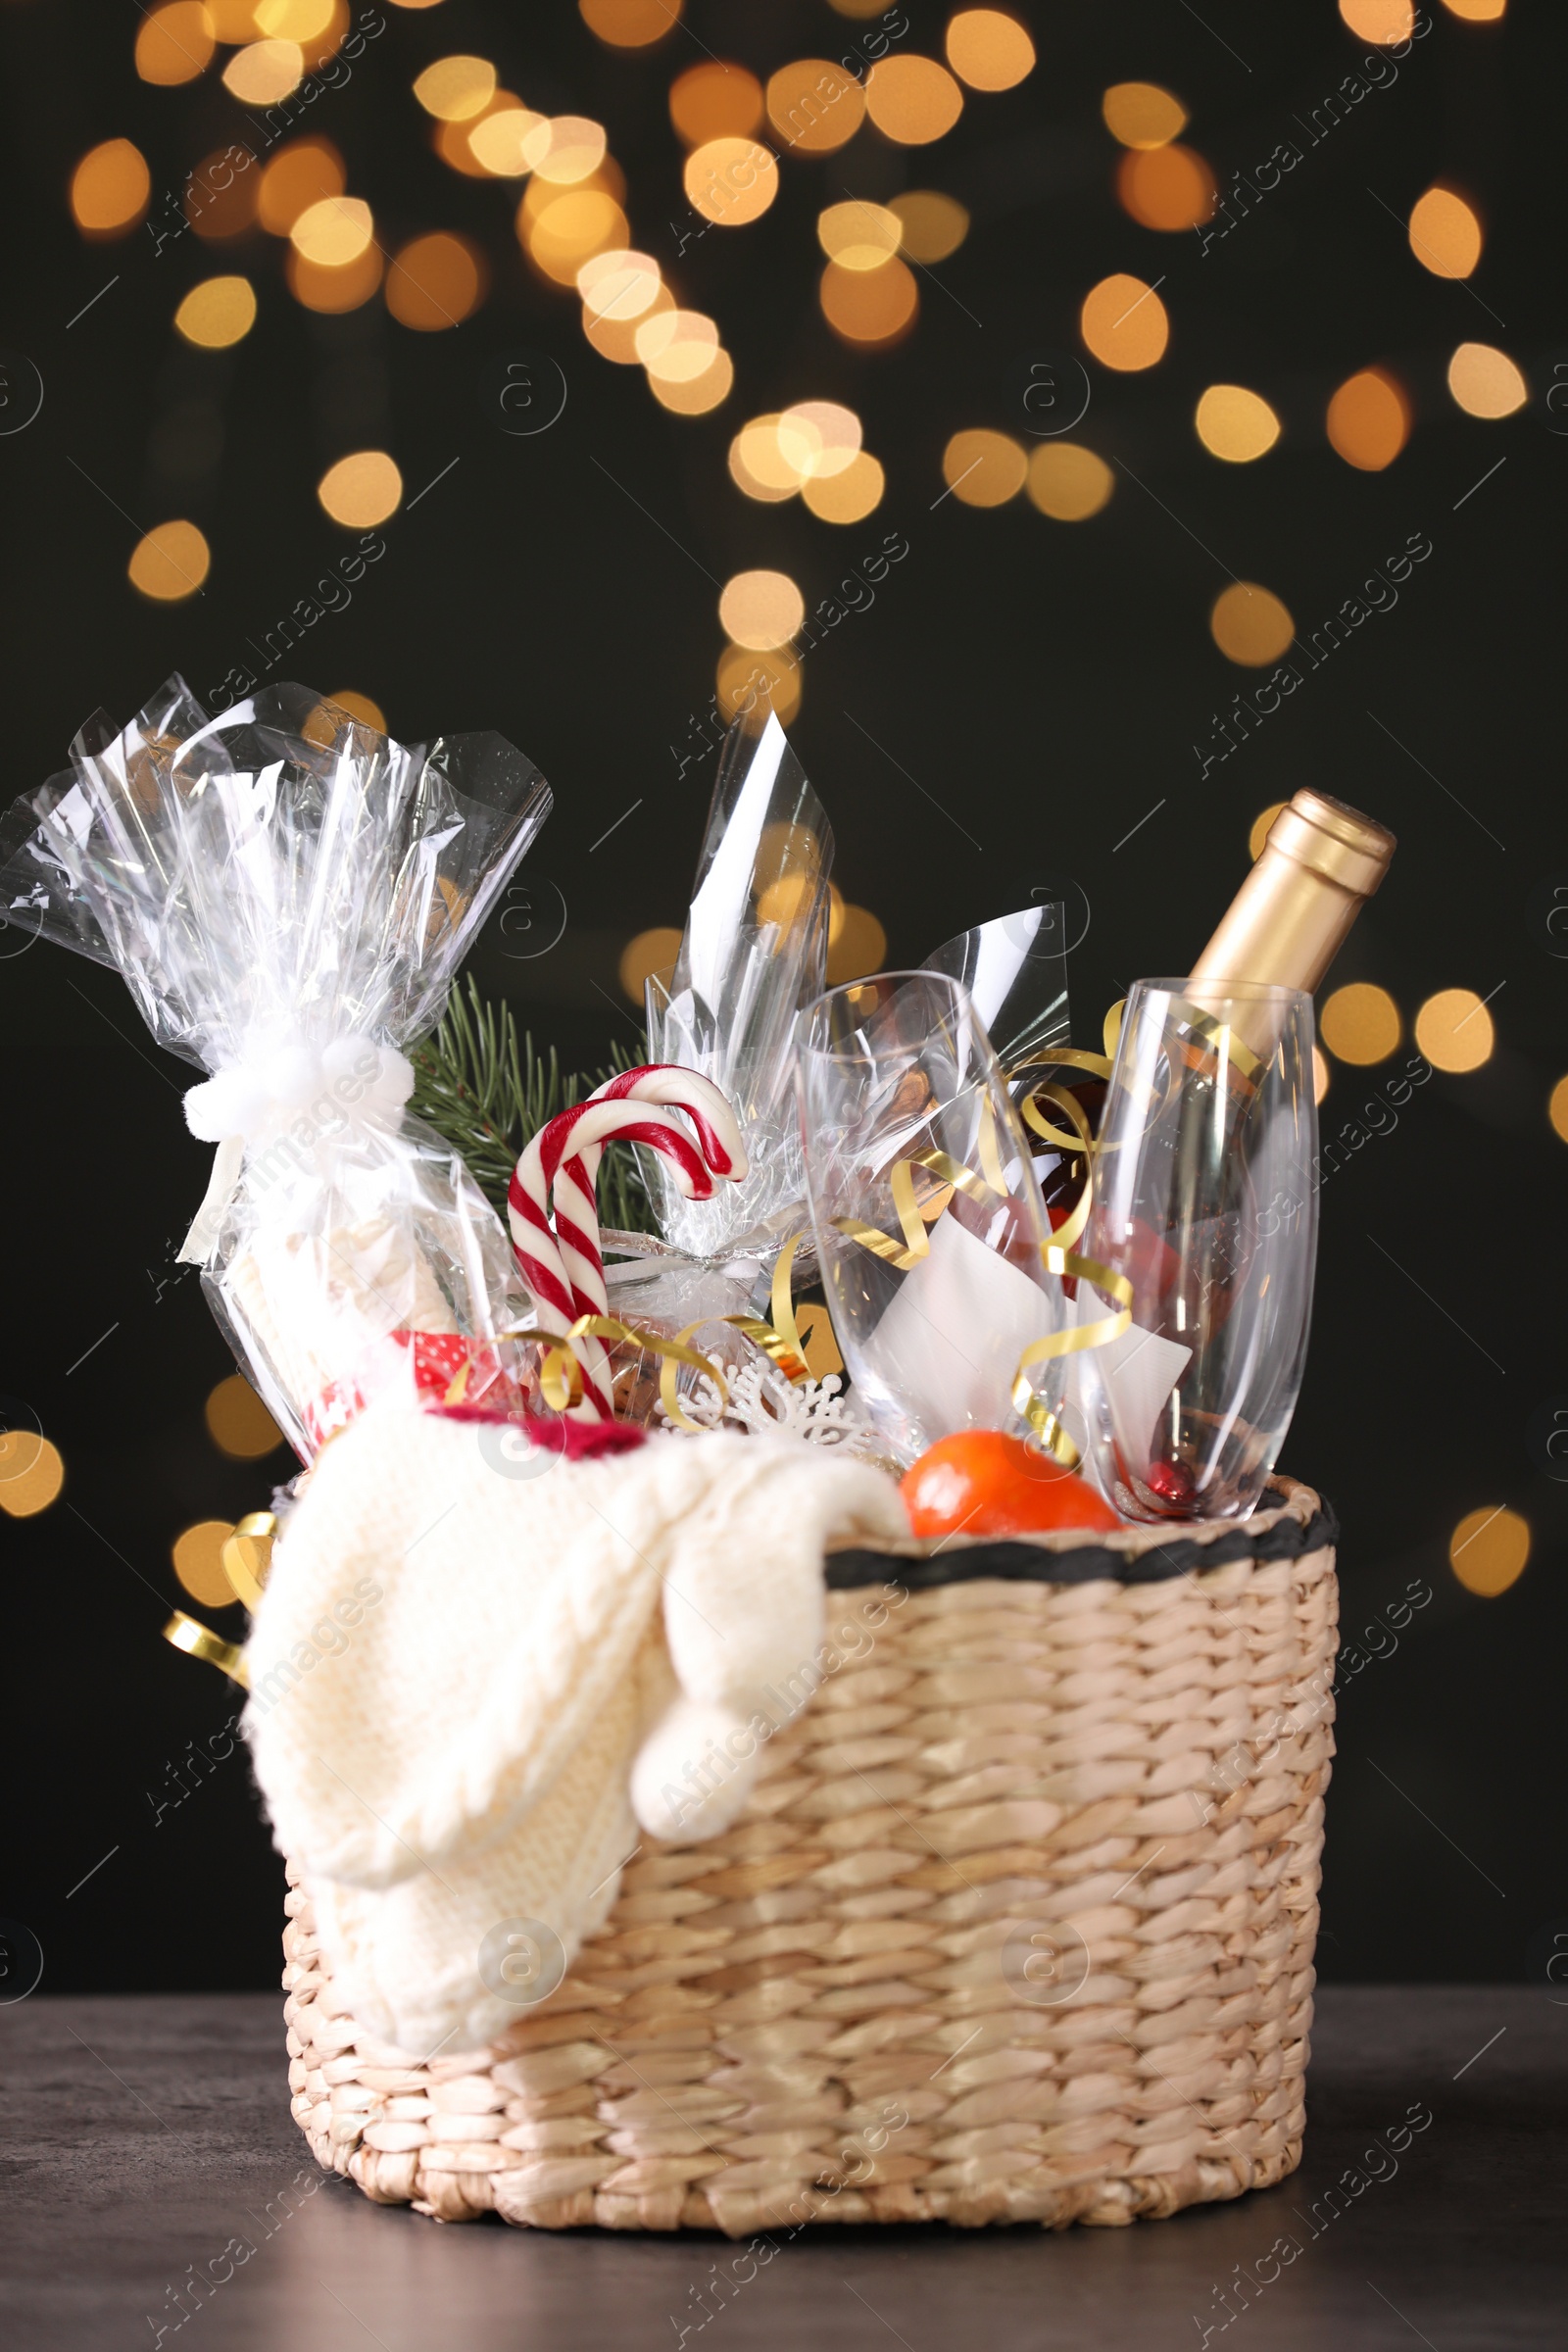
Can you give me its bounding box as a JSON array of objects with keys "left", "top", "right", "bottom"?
[
  {"left": 1080, "top": 979, "right": 1318, "bottom": 1523},
  {"left": 796, "top": 972, "right": 1073, "bottom": 1467}
]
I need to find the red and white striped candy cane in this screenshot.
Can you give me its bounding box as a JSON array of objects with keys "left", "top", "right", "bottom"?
[{"left": 508, "top": 1068, "right": 745, "bottom": 1420}]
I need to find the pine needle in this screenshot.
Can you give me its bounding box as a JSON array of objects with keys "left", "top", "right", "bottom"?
[{"left": 410, "top": 974, "right": 654, "bottom": 1233}]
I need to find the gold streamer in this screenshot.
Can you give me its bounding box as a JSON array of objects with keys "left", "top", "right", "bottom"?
[
  {"left": 722, "top": 1231, "right": 812, "bottom": 1385},
  {"left": 163, "top": 1610, "right": 249, "bottom": 1688},
  {"left": 441, "top": 1315, "right": 730, "bottom": 1434}
]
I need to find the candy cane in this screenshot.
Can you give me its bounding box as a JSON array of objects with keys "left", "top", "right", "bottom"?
[{"left": 508, "top": 1069, "right": 745, "bottom": 1420}]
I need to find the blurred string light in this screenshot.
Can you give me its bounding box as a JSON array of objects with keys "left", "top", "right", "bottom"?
[
  {"left": 718, "top": 570, "right": 806, "bottom": 651},
  {"left": 1321, "top": 982, "right": 1401, "bottom": 1063},
  {"left": 717, "top": 644, "right": 802, "bottom": 724},
  {"left": 1548, "top": 1077, "right": 1568, "bottom": 1145},
  {"left": 1117, "top": 144, "right": 1215, "bottom": 232},
  {"left": 942, "top": 428, "right": 1026, "bottom": 507},
  {"left": 173, "top": 1519, "right": 238, "bottom": 1609},
  {"left": 726, "top": 407, "right": 884, "bottom": 520},
  {"left": 1080, "top": 273, "right": 1168, "bottom": 369},
  {"left": 864, "top": 56, "right": 965, "bottom": 144},
  {"left": 1249, "top": 804, "right": 1285, "bottom": 859},
  {"left": 289, "top": 242, "right": 382, "bottom": 311},
  {"left": 826, "top": 905, "right": 888, "bottom": 984},
  {"left": 318, "top": 450, "right": 403, "bottom": 526},
  {"left": 890, "top": 190, "right": 968, "bottom": 261},
  {"left": 619, "top": 927, "right": 684, "bottom": 1004},
  {"left": 174, "top": 275, "right": 258, "bottom": 347},
  {"left": 71, "top": 139, "right": 151, "bottom": 236},
  {"left": 0, "top": 1432, "right": 65, "bottom": 1518},
  {"left": 187, "top": 148, "right": 260, "bottom": 238},
  {"left": 765, "top": 60, "right": 865, "bottom": 152},
  {"left": 1448, "top": 1506, "right": 1529, "bottom": 1597},
  {"left": 1312, "top": 1048, "right": 1331, "bottom": 1105},
  {"left": 1338, "top": 0, "right": 1415, "bottom": 39},
  {"left": 945, "top": 11, "right": 1036, "bottom": 91},
  {"left": 1209, "top": 582, "right": 1295, "bottom": 666},
  {"left": 462, "top": 102, "right": 547, "bottom": 177},
  {"left": 1447, "top": 342, "right": 1528, "bottom": 416},
  {"left": 683, "top": 137, "right": 779, "bottom": 227},
  {"left": 326, "top": 689, "right": 387, "bottom": 730},
  {"left": 1326, "top": 367, "right": 1410, "bottom": 469},
  {"left": 386, "top": 233, "right": 486, "bottom": 328},
  {"left": 1442, "top": 0, "right": 1505, "bottom": 16},
  {"left": 821, "top": 254, "right": 918, "bottom": 345},
  {"left": 1414, "top": 986, "right": 1494, "bottom": 1071},
  {"left": 580, "top": 0, "right": 682, "bottom": 43},
  {"left": 205, "top": 1372, "right": 286, "bottom": 1458},
  {"left": 291, "top": 194, "right": 372, "bottom": 265},
  {"left": 413, "top": 55, "right": 497, "bottom": 120},
  {"left": 1408, "top": 185, "right": 1483, "bottom": 278},
  {"left": 1102, "top": 83, "right": 1187, "bottom": 147},
  {"left": 819, "top": 199, "right": 900, "bottom": 269},
  {"left": 1196, "top": 384, "right": 1281, "bottom": 462},
  {"left": 128, "top": 520, "right": 212, "bottom": 601},
  {"left": 259, "top": 137, "right": 344, "bottom": 230},
  {"left": 670, "top": 64, "right": 764, "bottom": 145},
  {"left": 222, "top": 37, "right": 304, "bottom": 102},
  {"left": 136, "top": 3, "right": 217, "bottom": 84},
  {"left": 1027, "top": 443, "right": 1113, "bottom": 520}
]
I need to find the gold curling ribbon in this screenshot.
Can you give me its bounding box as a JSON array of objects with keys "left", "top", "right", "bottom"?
[
  {"left": 1165, "top": 994, "right": 1262, "bottom": 1082},
  {"left": 831, "top": 1147, "right": 999, "bottom": 1271},
  {"left": 163, "top": 1610, "right": 249, "bottom": 1689},
  {"left": 443, "top": 1316, "right": 730, "bottom": 1436},
  {"left": 721, "top": 1231, "right": 812, "bottom": 1385},
  {"left": 220, "top": 1511, "right": 276, "bottom": 1612}
]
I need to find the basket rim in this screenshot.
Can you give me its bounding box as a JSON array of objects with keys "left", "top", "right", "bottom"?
[{"left": 824, "top": 1474, "right": 1334, "bottom": 1591}]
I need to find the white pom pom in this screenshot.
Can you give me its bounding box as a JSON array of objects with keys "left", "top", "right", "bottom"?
[
  {"left": 183, "top": 1074, "right": 230, "bottom": 1142},
  {"left": 370, "top": 1047, "right": 416, "bottom": 1112},
  {"left": 263, "top": 1046, "right": 318, "bottom": 1112},
  {"left": 630, "top": 1698, "right": 760, "bottom": 1841},
  {"left": 319, "top": 1037, "right": 362, "bottom": 1083}
]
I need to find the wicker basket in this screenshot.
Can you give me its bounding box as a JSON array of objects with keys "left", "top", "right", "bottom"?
[{"left": 281, "top": 1475, "right": 1337, "bottom": 2235}]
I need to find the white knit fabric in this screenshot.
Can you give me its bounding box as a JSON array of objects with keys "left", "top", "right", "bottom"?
[{"left": 244, "top": 1401, "right": 906, "bottom": 2055}]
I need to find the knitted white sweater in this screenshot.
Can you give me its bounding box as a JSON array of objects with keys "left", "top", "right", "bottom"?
[{"left": 244, "top": 1402, "right": 906, "bottom": 2055}]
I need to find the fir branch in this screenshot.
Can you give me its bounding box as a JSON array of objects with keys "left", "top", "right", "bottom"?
[{"left": 411, "top": 973, "right": 655, "bottom": 1233}]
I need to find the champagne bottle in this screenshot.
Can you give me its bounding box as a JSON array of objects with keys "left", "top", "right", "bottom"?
[{"left": 1036, "top": 791, "right": 1396, "bottom": 1214}]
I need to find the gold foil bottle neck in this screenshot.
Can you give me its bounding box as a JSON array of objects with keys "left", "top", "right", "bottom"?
[{"left": 1262, "top": 791, "right": 1396, "bottom": 904}]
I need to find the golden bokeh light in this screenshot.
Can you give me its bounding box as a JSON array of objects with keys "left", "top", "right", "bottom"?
[
  {"left": 256, "top": 0, "right": 341, "bottom": 40},
  {"left": 719, "top": 569, "right": 806, "bottom": 651},
  {"left": 1250, "top": 802, "right": 1286, "bottom": 860},
  {"left": 0, "top": 1432, "right": 65, "bottom": 1518},
  {"left": 942, "top": 429, "right": 1026, "bottom": 507},
  {"left": 648, "top": 348, "right": 734, "bottom": 415},
  {"left": 670, "top": 62, "right": 763, "bottom": 146},
  {"left": 1080, "top": 273, "right": 1169, "bottom": 370},
  {"left": 1326, "top": 368, "right": 1410, "bottom": 470},
  {"left": 325, "top": 689, "right": 387, "bottom": 732},
  {"left": 137, "top": 3, "right": 217, "bottom": 85},
  {"left": 635, "top": 307, "right": 718, "bottom": 380},
  {"left": 174, "top": 275, "right": 258, "bottom": 349},
  {"left": 1117, "top": 144, "right": 1216, "bottom": 232},
  {"left": 803, "top": 451, "right": 885, "bottom": 523},
  {"left": 205, "top": 1373, "right": 286, "bottom": 1459},
  {"left": 717, "top": 643, "right": 803, "bottom": 725},
  {"left": 258, "top": 138, "right": 345, "bottom": 233},
  {"left": 1447, "top": 341, "right": 1528, "bottom": 417},
  {"left": 413, "top": 55, "right": 497, "bottom": 121},
  {"left": 186, "top": 149, "right": 260, "bottom": 240},
  {"left": 464, "top": 102, "right": 547, "bottom": 177},
  {"left": 1549, "top": 1076, "right": 1568, "bottom": 1144},
  {"left": 1026, "top": 442, "right": 1113, "bottom": 521},
  {"left": 1442, "top": 0, "right": 1505, "bottom": 15},
  {"left": 945, "top": 10, "right": 1035, "bottom": 91},
  {"left": 1408, "top": 185, "right": 1483, "bottom": 278},
  {"left": 318, "top": 449, "right": 402, "bottom": 527},
  {"left": 865, "top": 55, "right": 964, "bottom": 144},
  {"left": 1196, "top": 383, "right": 1282, "bottom": 463},
  {"left": 524, "top": 116, "right": 610, "bottom": 185},
  {"left": 71, "top": 139, "right": 151, "bottom": 237},
  {"left": 582, "top": 270, "right": 669, "bottom": 364},
  {"left": 818, "top": 199, "right": 902, "bottom": 270},
  {"left": 128, "top": 520, "right": 212, "bottom": 602},
  {"left": 1102, "top": 82, "right": 1187, "bottom": 149},
  {"left": 1209, "top": 581, "right": 1296, "bottom": 666},
  {"left": 287, "top": 243, "right": 382, "bottom": 312},
  {"left": 1312, "top": 1046, "right": 1331, "bottom": 1105},
  {"left": 729, "top": 415, "right": 802, "bottom": 502},
  {"left": 778, "top": 399, "right": 861, "bottom": 478},
  {"left": 619, "top": 926, "right": 684, "bottom": 1004},
  {"left": 820, "top": 254, "right": 918, "bottom": 345},
  {"left": 385, "top": 233, "right": 485, "bottom": 328},
  {"left": 525, "top": 189, "right": 630, "bottom": 283},
  {"left": 290, "top": 194, "right": 373, "bottom": 267},
  {"left": 827, "top": 905, "right": 889, "bottom": 985},
  {"left": 222, "top": 37, "right": 303, "bottom": 103},
  {"left": 1415, "top": 987, "right": 1494, "bottom": 1072},
  {"left": 765, "top": 60, "right": 865, "bottom": 153},
  {"left": 1321, "top": 982, "right": 1401, "bottom": 1064},
  {"left": 580, "top": 0, "right": 681, "bottom": 44},
  {"left": 1338, "top": 0, "right": 1414, "bottom": 38},
  {"left": 890, "top": 188, "right": 968, "bottom": 262},
  {"left": 172, "top": 1519, "right": 238, "bottom": 1610},
  {"left": 208, "top": 0, "right": 262, "bottom": 30},
  {"left": 1448, "top": 1506, "right": 1530, "bottom": 1598},
  {"left": 683, "top": 137, "right": 778, "bottom": 227}
]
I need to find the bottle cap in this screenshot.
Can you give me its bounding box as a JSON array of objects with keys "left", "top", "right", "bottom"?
[{"left": 1266, "top": 791, "right": 1396, "bottom": 901}]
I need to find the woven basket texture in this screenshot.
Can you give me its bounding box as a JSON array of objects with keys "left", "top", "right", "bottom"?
[{"left": 281, "top": 1476, "right": 1337, "bottom": 2235}]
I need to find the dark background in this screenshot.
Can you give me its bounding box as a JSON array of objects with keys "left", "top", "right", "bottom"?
[{"left": 1, "top": 0, "right": 1561, "bottom": 1995}]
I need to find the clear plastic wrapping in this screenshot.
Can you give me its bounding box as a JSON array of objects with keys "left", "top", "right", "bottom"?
[{"left": 0, "top": 677, "right": 551, "bottom": 1455}]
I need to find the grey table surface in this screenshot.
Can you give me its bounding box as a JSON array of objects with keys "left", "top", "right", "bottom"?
[{"left": 2, "top": 1986, "right": 1562, "bottom": 2351}]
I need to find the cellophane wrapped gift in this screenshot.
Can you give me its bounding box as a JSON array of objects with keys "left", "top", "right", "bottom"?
[{"left": 0, "top": 677, "right": 550, "bottom": 1455}]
